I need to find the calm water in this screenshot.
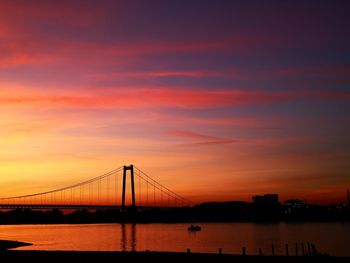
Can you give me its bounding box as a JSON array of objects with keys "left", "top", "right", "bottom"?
[{"left": 0, "top": 223, "right": 349, "bottom": 256}]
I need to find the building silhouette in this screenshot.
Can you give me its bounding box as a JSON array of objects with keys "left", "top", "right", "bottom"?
[{"left": 252, "top": 194, "right": 279, "bottom": 205}]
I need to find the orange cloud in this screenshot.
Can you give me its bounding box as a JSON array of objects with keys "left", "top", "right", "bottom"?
[
  {"left": 163, "top": 130, "right": 238, "bottom": 147},
  {"left": 164, "top": 130, "right": 223, "bottom": 140}
]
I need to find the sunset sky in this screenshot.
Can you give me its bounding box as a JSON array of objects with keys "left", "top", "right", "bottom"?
[{"left": 0, "top": 0, "right": 349, "bottom": 204}]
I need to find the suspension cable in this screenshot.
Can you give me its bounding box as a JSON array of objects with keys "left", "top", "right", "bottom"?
[{"left": 0, "top": 166, "right": 123, "bottom": 200}]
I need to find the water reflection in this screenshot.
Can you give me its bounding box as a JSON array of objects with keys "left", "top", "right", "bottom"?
[
  {"left": 132, "top": 223, "right": 136, "bottom": 251},
  {"left": 121, "top": 223, "right": 126, "bottom": 251},
  {"left": 120, "top": 223, "right": 136, "bottom": 251},
  {"left": 0, "top": 223, "right": 349, "bottom": 256}
]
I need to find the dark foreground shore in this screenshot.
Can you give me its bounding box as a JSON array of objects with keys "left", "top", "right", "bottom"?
[
  {"left": 0, "top": 240, "right": 32, "bottom": 250},
  {"left": 1, "top": 251, "right": 350, "bottom": 263}
]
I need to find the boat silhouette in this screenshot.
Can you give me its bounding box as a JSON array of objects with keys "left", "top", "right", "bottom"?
[{"left": 188, "top": 225, "right": 201, "bottom": 232}]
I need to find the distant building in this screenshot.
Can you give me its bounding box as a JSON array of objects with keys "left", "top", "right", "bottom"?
[
  {"left": 284, "top": 199, "right": 306, "bottom": 215},
  {"left": 252, "top": 194, "right": 279, "bottom": 205},
  {"left": 284, "top": 199, "right": 305, "bottom": 207}
]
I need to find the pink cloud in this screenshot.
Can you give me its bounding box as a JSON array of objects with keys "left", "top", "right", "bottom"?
[
  {"left": 0, "top": 37, "right": 249, "bottom": 69},
  {"left": 269, "top": 65, "right": 350, "bottom": 89},
  {"left": 163, "top": 130, "right": 223, "bottom": 140},
  {"left": 277, "top": 65, "right": 350, "bottom": 79},
  {"left": 0, "top": 87, "right": 288, "bottom": 109},
  {"left": 1, "top": 87, "right": 349, "bottom": 110},
  {"left": 163, "top": 130, "right": 239, "bottom": 147},
  {"left": 252, "top": 136, "right": 316, "bottom": 147},
  {"left": 308, "top": 90, "right": 350, "bottom": 101},
  {"left": 0, "top": 38, "right": 227, "bottom": 69},
  {"left": 0, "top": 1, "right": 106, "bottom": 29},
  {"left": 178, "top": 140, "right": 238, "bottom": 147},
  {"left": 89, "top": 70, "right": 224, "bottom": 80}
]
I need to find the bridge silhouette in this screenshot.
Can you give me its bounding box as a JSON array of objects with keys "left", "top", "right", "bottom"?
[{"left": 0, "top": 165, "right": 193, "bottom": 210}]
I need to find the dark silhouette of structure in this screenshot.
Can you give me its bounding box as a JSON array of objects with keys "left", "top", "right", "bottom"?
[
  {"left": 252, "top": 194, "right": 279, "bottom": 205},
  {"left": 347, "top": 189, "right": 350, "bottom": 207},
  {"left": 0, "top": 167, "right": 349, "bottom": 223},
  {"left": 0, "top": 164, "right": 192, "bottom": 210},
  {"left": 284, "top": 199, "right": 305, "bottom": 207},
  {"left": 0, "top": 198, "right": 349, "bottom": 224},
  {"left": 122, "top": 165, "right": 135, "bottom": 209},
  {"left": 284, "top": 199, "right": 306, "bottom": 215}
]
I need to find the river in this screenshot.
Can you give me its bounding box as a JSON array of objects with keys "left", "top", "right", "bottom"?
[{"left": 0, "top": 223, "right": 349, "bottom": 256}]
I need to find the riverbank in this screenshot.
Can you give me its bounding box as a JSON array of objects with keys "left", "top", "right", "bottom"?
[
  {"left": 0, "top": 240, "right": 32, "bottom": 250},
  {"left": 1, "top": 251, "right": 349, "bottom": 263},
  {"left": 1, "top": 204, "right": 349, "bottom": 224}
]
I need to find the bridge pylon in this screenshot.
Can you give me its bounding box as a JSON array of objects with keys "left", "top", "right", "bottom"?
[{"left": 122, "top": 165, "right": 135, "bottom": 208}]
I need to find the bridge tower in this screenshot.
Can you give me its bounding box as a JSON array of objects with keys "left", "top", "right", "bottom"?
[{"left": 122, "top": 165, "right": 135, "bottom": 208}]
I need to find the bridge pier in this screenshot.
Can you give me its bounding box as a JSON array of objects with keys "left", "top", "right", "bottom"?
[{"left": 122, "top": 165, "right": 135, "bottom": 209}]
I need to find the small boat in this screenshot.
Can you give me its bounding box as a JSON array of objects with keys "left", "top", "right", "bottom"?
[{"left": 188, "top": 225, "right": 201, "bottom": 232}]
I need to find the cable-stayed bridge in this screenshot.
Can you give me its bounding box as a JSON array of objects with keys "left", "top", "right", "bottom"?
[{"left": 0, "top": 165, "right": 193, "bottom": 210}]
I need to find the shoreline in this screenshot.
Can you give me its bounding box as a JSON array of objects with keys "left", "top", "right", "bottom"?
[
  {"left": 0, "top": 240, "right": 32, "bottom": 250},
  {"left": 0, "top": 204, "right": 349, "bottom": 224},
  {"left": 0, "top": 239, "right": 349, "bottom": 262},
  {"left": 1, "top": 220, "right": 350, "bottom": 225},
  {"left": 1, "top": 250, "right": 350, "bottom": 263}
]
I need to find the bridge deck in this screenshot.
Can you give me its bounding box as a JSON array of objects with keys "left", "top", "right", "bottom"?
[{"left": 0, "top": 204, "right": 179, "bottom": 210}]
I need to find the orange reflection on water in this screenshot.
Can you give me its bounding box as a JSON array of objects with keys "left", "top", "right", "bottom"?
[{"left": 0, "top": 223, "right": 349, "bottom": 256}]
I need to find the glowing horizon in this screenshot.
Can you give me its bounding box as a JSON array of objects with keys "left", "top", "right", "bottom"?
[{"left": 1, "top": 1, "right": 350, "bottom": 205}]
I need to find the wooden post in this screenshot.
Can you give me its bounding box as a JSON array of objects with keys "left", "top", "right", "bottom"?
[
  {"left": 271, "top": 245, "right": 275, "bottom": 256},
  {"left": 187, "top": 248, "right": 191, "bottom": 253},
  {"left": 286, "top": 244, "right": 289, "bottom": 256},
  {"left": 307, "top": 242, "right": 311, "bottom": 256},
  {"left": 301, "top": 243, "right": 305, "bottom": 256},
  {"left": 259, "top": 248, "right": 263, "bottom": 256},
  {"left": 218, "top": 248, "right": 222, "bottom": 254},
  {"left": 311, "top": 244, "right": 316, "bottom": 256},
  {"left": 295, "top": 242, "right": 298, "bottom": 256},
  {"left": 242, "top": 247, "right": 246, "bottom": 256}
]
